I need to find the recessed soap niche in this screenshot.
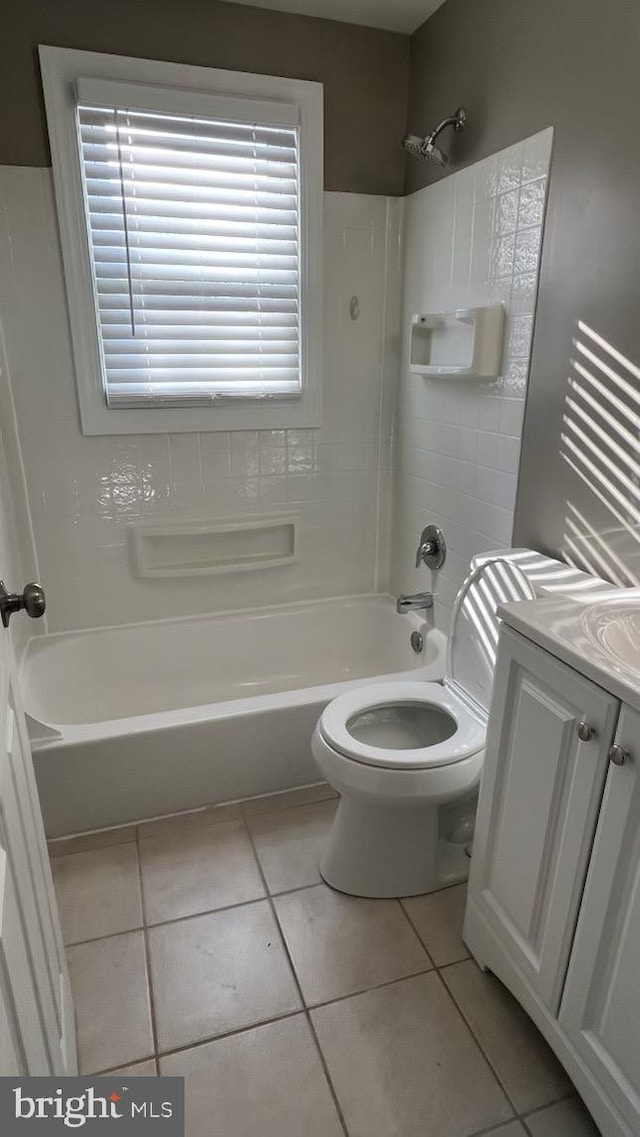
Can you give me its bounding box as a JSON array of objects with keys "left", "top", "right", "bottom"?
[
  {"left": 129, "top": 514, "right": 299, "bottom": 578},
  {"left": 410, "top": 304, "right": 505, "bottom": 379}
]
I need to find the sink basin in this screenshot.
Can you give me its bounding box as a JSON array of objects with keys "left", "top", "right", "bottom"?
[{"left": 583, "top": 598, "right": 640, "bottom": 678}]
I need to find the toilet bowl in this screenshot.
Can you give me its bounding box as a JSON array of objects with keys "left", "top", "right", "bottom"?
[{"left": 312, "top": 554, "right": 538, "bottom": 898}]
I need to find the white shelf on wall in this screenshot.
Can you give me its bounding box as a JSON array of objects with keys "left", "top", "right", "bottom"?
[
  {"left": 410, "top": 304, "right": 505, "bottom": 380},
  {"left": 128, "top": 514, "right": 299, "bottom": 579}
]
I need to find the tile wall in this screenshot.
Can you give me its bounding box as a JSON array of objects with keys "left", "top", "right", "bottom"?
[
  {"left": 0, "top": 170, "right": 400, "bottom": 632},
  {"left": 0, "top": 131, "right": 552, "bottom": 639},
  {"left": 391, "top": 129, "right": 554, "bottom": 631}
]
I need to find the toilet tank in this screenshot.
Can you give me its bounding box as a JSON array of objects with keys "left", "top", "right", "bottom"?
[{"left": 470, "top": 548, "right": 615, "bottom": 601}]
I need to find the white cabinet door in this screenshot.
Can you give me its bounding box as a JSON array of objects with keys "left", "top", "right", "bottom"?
[
  {"left": 560, "top": 704, "right": 640, "bottom": 1135},
  {"left": 0, "top": 632, "right": 76, "bottom": 1075},
  {"left": 468, "top": 626, "right": 619, "bottom": 1013}
]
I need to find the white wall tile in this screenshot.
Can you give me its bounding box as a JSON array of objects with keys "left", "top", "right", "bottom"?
[
  {"left": 0, "top": 131, "right": 554, "bottom": 639},
  {"left": 391, "top": 129, "right": 553, "bottom": 632},
  {"left": 0, "top": 172, "right": 400, "bottom": 632}
]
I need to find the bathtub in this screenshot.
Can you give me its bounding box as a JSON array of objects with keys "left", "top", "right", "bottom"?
[{"left": 23, "top": 594, "right": 447, "bottom": 837}]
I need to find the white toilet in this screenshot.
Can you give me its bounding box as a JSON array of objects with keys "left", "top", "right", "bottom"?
[{"left": 312, "top": 551, "right": 546, "bottom": 898}]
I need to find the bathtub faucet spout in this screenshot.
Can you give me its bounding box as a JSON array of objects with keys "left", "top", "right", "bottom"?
[{"left": 396, "top": 592, "right": 434, "bottom": 615}]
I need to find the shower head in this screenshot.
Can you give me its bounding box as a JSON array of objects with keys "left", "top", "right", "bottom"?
[
  {"left": 402, "top": 106, "right": 467, "bottom": 165},
  {"left": 402, "top": 133, "right": 447, "bottom": 165}
]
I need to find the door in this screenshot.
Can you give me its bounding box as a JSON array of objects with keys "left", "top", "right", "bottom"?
[
  {"left": 467, "top": 626, "right": 619, "bottom": 1012},
  {"left": 560, "top": 704, "right": 640, "bottom": 1135},
  {"left": 0, "top": 607, "right": 76, "bottom": 1074}
]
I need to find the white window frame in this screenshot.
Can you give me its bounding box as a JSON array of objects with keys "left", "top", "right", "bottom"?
[{"left": 39, "top": 46, "right": 323, "bottom": 435}]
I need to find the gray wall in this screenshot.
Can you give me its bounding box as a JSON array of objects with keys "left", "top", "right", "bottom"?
[
  {"left": 2, "top": 0, "right": 409, "bottom": 196},
  {"left": 407, "top": 0, "right": 640, "bottom": 584}
]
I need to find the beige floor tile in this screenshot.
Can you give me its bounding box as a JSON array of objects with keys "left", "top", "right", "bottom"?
[
  {"left": 525, "top": 1097, "right": 601, "bottom": 1137},
  {"left": 241, "top": 783, "right": 337, "bottom": 817},
  {"left": 402, "top": 883, "right": 470, "bottom": 967},
  {"left": 311, "top": 972, "right": 513, "bottom": 1137},
  {"left": 139, "top": 819, "right": 264, "bottom": 924},
  {"left": 148, "top": 900, "right": 301, "bottom": 1051},
  {"left": 67, "top": 932, "right": 153, "bottom": 1074},
  {"left": 161, "top": 1014, "right": 343, "bottom": 1137},
  {"left": 52, "top": 843, "right": 142, "bottom": 945},
  {"left": 137, "top": 802, "right": 244, "bottom": 839},
  {"left": 48, "top": 826, "right": 137, "bottom": 857},
  {"left": 247, "top": 800, "right": 337, "bottom": 893},
  {"left": 442, "top": 960, "right": 572, "bottom": 1114},
  {"left": 108, "top": 1059, "right": 158, "bottom": 1077},
  {"left": 274, "top": 883, "right": 431, "bottom": 1005}
]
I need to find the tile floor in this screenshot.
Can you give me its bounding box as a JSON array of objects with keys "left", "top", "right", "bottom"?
[{"left": 50, "top": 785, "right": 601, "bottom": 1137}]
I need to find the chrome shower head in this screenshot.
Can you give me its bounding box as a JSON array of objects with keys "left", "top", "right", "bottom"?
[
  {"left": 402, "top": 106, "right": 467, "bottom": 165},
  {"left": 401, "top": 133, "right": 447, "bottom": 165}
]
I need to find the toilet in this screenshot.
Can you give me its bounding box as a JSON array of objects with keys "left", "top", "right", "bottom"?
[{"left": 312, "top": 550, "right": 559, "bottom": 898}]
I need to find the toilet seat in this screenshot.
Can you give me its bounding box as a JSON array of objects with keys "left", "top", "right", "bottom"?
[
  {"left": 318, "top": 558, "right": 537, "bottom": 775},
  {"left": 319, "top": 680, "right": 485, "bottom": 771}
]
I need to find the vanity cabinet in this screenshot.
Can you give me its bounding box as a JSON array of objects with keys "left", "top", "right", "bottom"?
[
  {"left": 560, "top": 703, "right": 640, "bottom": 1136},
  {"left": 468, "top": 626, "right": 619, "bottom": 1012},
  {"left": 465, "top": 624, "right": 640, "bottom": 1137}
]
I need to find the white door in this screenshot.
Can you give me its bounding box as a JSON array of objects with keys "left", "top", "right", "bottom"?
[
  {"left": 0, "top": 603, "right": 76, "bottom": 1075},
  {"left": 560, "top": 704, "right": 640, "bottom": 1136},
  {"left": 467, "top": 626, "right": 619, "bottom": 1013}
]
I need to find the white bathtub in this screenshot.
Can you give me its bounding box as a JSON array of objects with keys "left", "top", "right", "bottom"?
[{"left": 23, "top": 594, "right": 446, "bottom": 837}]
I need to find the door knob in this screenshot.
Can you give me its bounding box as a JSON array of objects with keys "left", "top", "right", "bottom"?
[
  {"left": 608, "top": 744, "right": 629, "bottom": 767},
  {"left": 0, "top": 581, "right": 46, "bottom": 628},
  {"left": 576, "top": 721, "right": 594, "bottom": 742}
]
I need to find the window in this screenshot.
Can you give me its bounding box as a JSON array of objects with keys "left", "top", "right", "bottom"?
[{"left": 39, "top": 48, "right": 323, "bottom": 434}]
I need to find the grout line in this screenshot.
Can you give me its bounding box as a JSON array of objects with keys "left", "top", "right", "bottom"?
[
  {"left": 48, "top": 788, "right": 338, "bottom": 856},
  {"left": 301, "top": 963, "right": 437, "bottom": 1016},
  {"left": 305, "top": 1010, "right": 350, "bottom": 1137},
  {"left": 466, "top": 1121, "right": 525, "bottom": 1137},
  {"left": 135, "top": 828, "right": 160, "bottom": 1062},
  {"left": 395, "top": 898, "right": 436, "bottom": 968},
  {"left": 65, "top": 925, "right": 145, "bottom": 949},
  {"left": 436, "top": 964, "right": 579, "bottom": 1125},
  {"left": 63, "top": 825, "right": 584, "bottom": 1130},
  {"left": 153, "top": 1008, "right": 306, "bottom": 1067},
  {"left": 143, "top": 970, "right": 441, "bottom": 1065},
  {"left": 48, "top": 836, "right": 138, "bottom": 860},
  {"left": 63, "top": 863, "right": 337, "bottom": 951},
  {"left": 242, "top": 816, "right": 305, "bottom": 1008},
  {"left": 436, "top": 967, "right": 521, "bottom": 1119},
  {"left": 269, "top": 879, "right": 329, "bottom": 900},
  {"left": 92, "top": 1053, "right": 158, "bottom": 1077},
  {"left": 518, "top": 1091, "right": 581, "bottom": 1132},
  {"left": 243, "top": 817, "right": 350, "bottom": 1137},
  {"left": 241, "top": 792, "right": 339, "bottom": 822}
]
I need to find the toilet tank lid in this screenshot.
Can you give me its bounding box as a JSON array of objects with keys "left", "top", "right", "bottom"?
[
  {"left": 469, "top": 548, "right": 614, "bottom": 600},
  {"left": 447, "top": 558, "right": 537, "bottom": 716}
]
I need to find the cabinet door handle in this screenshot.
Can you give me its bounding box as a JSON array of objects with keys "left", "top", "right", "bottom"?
[
  {"left": 608, "top": 744, "right": 629, "bottom": 767},
  {"left": 577, "top": 721, "right": 594, "bottom": 742}
]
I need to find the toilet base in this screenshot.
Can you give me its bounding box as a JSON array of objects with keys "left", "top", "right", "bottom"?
[{"left": 319, "top": 795, "right": 470, "bottom": 898}]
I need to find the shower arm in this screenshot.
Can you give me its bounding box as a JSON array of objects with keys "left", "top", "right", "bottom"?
[{"left": 427, "top": 108, "right": 467, "bottom": 146}]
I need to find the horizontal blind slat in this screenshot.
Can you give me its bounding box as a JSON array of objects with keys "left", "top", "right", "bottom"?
[{"left": 90, "top": 230, "right": 298, "bottom": 248}]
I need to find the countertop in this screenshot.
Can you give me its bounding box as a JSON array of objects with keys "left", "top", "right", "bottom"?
[{"left": 498, "top": 590, "right": 640, "bottom": 715}]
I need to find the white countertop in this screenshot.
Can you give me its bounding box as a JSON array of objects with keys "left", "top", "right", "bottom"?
[{"left": 498, "top": 590, "right": 640, "bottom": 714}]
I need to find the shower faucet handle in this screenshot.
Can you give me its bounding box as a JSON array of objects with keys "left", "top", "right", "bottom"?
[{"left": 415, "top": 526, "right": 446, "bottom": 571}]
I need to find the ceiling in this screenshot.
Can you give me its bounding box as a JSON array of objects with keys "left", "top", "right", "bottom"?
[{"left": 230, "top": 0, "right": 448, "bottom": 34}]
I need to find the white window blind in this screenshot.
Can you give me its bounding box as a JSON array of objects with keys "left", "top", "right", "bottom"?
[{"left": 77, "top": 103, "right": 302, "bottom": 408}]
